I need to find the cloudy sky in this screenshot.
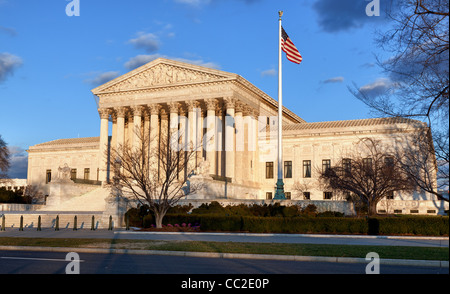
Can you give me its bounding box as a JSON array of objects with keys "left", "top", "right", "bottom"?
[{"left": 0, "top": 0, "right": 397, "bottom": 178}]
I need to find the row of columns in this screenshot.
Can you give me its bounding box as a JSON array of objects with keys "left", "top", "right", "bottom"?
[{"left": 97, "top": 98, "right": 260, "bottom": 187}]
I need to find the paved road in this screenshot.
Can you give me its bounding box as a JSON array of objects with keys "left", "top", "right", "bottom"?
[
  {"left": 0, "top": 228, "right": 448, "bottom": 247},
  {"left": 0, "top": 249, "right": 448, "bottom": 275}
]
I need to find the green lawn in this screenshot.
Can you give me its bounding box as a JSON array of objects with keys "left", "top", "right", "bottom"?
[{"left": 0, "top": 237, "right": 447, "bottom": 261}]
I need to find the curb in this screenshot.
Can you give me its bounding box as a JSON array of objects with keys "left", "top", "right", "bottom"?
[
  {"left": 116, "top": 230, "right": 450, "bottom": 241},
  {"left": 0, "top": 245, "right": 448, "bottom": 268}
]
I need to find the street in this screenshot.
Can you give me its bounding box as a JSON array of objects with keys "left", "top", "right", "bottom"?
[{"left": 0, "top": 249, "right": 447, "bottom": 275}]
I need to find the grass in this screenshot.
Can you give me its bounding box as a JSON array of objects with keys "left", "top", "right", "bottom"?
[{"left": 0, "top": 237, "right": 448, "bottom": 261}]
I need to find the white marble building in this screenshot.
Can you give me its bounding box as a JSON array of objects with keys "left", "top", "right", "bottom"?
[{"left": 26, "top": 58, "right": 447, "bottom": 215}]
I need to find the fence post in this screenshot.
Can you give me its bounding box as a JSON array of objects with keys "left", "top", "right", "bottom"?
[
  {"left": 108, "top": 215, "right": 113, "bottom": 230},
  {"left": 91, "top": 215, "right": 95, "bottom": 231},
  {"left": 55, "top": 215, "right": 59, "bottom": 231},
  {"left": 126, "top": 213, "right": 130, "bottom": 231},
  {"left": 37, "top": 215, "right": 41, "bottom": 231},
  {"left": 19, "top": 215, "right": 23, "bottom": 231},
  {"left": 73, "top": 215, "right": 77, "bottom": 231},
  {"left": 1, "top": 215, "right": 5, "bottom": 231}
]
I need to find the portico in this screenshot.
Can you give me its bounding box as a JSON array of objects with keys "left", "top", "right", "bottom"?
[{"left": 91, "top": 58, "right": 303, "bottom": 198}]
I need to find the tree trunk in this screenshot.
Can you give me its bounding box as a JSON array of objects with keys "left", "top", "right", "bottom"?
[
  {"left": 368, "top": 201, "right": 378, "bottom": 216},
  {"left": 154, "top": 212, "right": 164, "bottom": 228}
]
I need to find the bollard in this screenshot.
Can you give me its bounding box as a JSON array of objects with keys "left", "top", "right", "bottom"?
[
  {"left": 108, "top": 215, "right": 113, "bottom": 230},
  {"left": 37, "top": 215, "right": 41, "bottom": 231},
  {"left": 73, "top": 215, "right": 77, "bottom": 231},
  {"left": 91, "top": 215, "right": 95, "bottom": 231},
  {"left": 19, "top": 215, "right": 23, "bottom": 231},
  {"left": 1, "top": 215, "right": 5, "bottom": 231},
  {"left": 55, "top": 215, "right": 59, "bottom": 231}
]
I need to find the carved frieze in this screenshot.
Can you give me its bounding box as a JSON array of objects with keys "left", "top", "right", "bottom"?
[{"left": 103, "top": 64, "right": 227, "bottom": 93}]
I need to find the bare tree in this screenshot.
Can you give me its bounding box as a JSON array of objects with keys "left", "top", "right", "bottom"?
[
  {"left": 0, "top": 135, "right": 10, "bottom": 179},
  {"left": 320, "top": 138, "right": 415, "bottom": 216},
  {"left": 350, "top": 0, "right": 449, "bottom": 197},
  {"left": 109, "top": 125, "right": 203, "bottom": 228},
  {"left": 397, "top": 128, "right": 449, "bottom": 202}
]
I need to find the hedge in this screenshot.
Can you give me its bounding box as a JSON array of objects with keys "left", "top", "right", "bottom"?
[{"left": 142, "top": 214, "right": 448, "bottom": 236}]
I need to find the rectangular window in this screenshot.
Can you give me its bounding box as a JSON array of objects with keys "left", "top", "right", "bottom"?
[
  {"left": 384, "top": 156, "right": 394, "bottom": 167},
  {"left": 363, "top": 158, "right": 373, "bottom": 175},
  {"left": 343, "top": 158, "right": 351, "bottom": 177},
  {"left": 427, "top": 210, "right": 436, "bottom": 214},
  {"left": 266, "top": 162, "right": 274, "bottom": 179},
  {"left": 322, "top": 159, "right": 331, "bottom": 173},
  {"left": 70, "top": 169, "right": 77, "bottom": 180},
  {"left": 84, "top": 168, "right": 90, "bottom": 180},
  {"left": 410, "top": 209, "right": 419, "bottom": 214},
  {"left": 303, "top": 160, "right": 311, "bottom": 178},
  {"left": 46, "top": 169, "right": 51, "bottom": 184},
  {"left": 284, "top": 161, "right": 292, "bottom": 178},
  {"left": 266, "top": 192, "right": 273, "bottom": 200},
  {"left": 323, "top": 192, "right": 333, "bottom": 200},
  {"left": 303, "top": 192, "right": 310, "bottom": 200},
  {"left": 386, "top": 191, "right": 394, "bottom": 200},
  {"left": 285, "top": 192, "right": 291, "bottom": 199},
  {"left": 394, "top": 209, "right": 402, "bottom": 214}
]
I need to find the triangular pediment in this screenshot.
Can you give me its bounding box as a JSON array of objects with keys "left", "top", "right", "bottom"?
[{"left": 92, "top": 58, "right": 237, "bottom": 95}]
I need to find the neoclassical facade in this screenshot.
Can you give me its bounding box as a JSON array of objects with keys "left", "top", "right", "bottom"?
[{"left": 27, "top": 58, "right": 447, "bottom": 215}]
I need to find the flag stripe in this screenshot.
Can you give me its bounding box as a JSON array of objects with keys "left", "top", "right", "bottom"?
[{"left": 281, "top": 26, "right": 302, "bottom": 64}]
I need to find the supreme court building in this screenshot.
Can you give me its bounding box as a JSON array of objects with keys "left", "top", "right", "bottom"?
[{"left": 26, "top": 58, "right": 447, "bottom": 215}]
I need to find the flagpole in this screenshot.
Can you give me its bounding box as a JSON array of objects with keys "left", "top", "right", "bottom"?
[{"left": 274, "top": 10, "right": 285, "bottom": 200}]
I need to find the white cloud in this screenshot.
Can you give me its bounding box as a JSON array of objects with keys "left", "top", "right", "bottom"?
[
  {"left": 124, "top": 54, "right": 220, "bottom": 70},
  {"left": 174, "top": 0, "right": 211, "bottom": 7},
  {"left": 358, "top": 77, "right": 398, "bottom": 98},
  {"left": 322, "top": 76, "right": 344, "bottom": 84},
  {"left": 84, "top": 71, "right": 121, "bottom": 86},
  {"left": 261, "top": 69, "right": 277, "bottom": 77},
  {"left": 0, "top": 52, "right": 22, "bottom": 83},
  {"left": 6, "top": 146, "right": 28, "bottom": 179},
  {"left": 128, "top": 32, "right": 160, "bottom": 53}
]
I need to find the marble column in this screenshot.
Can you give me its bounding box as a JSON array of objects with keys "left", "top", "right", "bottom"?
[
  {"left": 148, "top": 104, "right": 161, "bottom": 176},
  {"left": 224, "top": 97, "right": 236, "bottom": 181},
  {"left": 186, "top": 101, "right": 200, "bottom": 174},
  {"left": 205, "top": 99, "right": 218, "bottom": 176},
  {"left": 115, "top": 107, "right": 126, "bottom": 150},
  {"left": 98, "top": 108, "right": 110, "bottom": 184},
  {"left": 234, "top": 102, "right": 244, "bottom": 184},
  {"left": 132, "top": 105, "right": 143, "bottom": 151}
]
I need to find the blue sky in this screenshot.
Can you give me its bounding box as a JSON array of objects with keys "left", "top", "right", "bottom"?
[{"left": 0, "top": 0, "right": 396, "bottom": 178}]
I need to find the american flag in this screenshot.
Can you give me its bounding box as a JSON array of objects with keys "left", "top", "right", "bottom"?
[{"left": 281, "top": 26, "right": 302, "bottom": 64}]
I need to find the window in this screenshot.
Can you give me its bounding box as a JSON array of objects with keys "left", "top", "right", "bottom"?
[
  {"left": 394, "top": 209, "right": 402, "bottom": 214},
  {"left": 322, "top": 159, "right": 331, "bottom": 173},
  {"left": 285, "top": 192, "right": 291, "bottom": 199},
  {"left": 386, "top": 191, "right": 394, "bottom": 200},
  {"left": 427, "top": 210, "right": 436, "bottom": 214},
  {"left": 323, "top": 192, "right": 333, "bottom": 200},
  {"left": 363, "top": 158, "right": 373, "bottom": 175},
  {"left": 265, "top": 162, "right": 274, "bottom": 179},
  {"left": 84, "top": 168, "right": 90, "bottom": 180},
  {"left": 343, "top": 158, "right": 351, "bottom": 177},
  {"left": 303, "top": 160, "right": 311, "bottom": 178},
  {"left": 70, "top": 169, "right": 77, "bottom": 180},
  {"left": 303, "top": 192, "right": 310, "bottom": 200},
  {"left": 284, "top": 161, "right": 292, "bottom": 178},
  {"left": 410, "top": 209, "right": 419, "bottom": 214},
  {"left": 46, "top": 170, "right": 52, "bottom": 184},
  {"left": 266, "top": 192, "right": 273, "bottom": 200},
  {"left": 384, "top": 156, "right": 394, "bottom": 167}
]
